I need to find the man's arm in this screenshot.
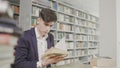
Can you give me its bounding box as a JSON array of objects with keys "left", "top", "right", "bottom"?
[{"left": 14, "top": 37, "right": 37, "bottom": 68}]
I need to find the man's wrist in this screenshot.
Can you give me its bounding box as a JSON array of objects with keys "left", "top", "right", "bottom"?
[{"left": 41, "top": 61, "right": 47, "bottom": 67}]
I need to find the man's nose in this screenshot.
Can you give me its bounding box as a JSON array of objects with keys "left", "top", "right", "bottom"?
[{"left": 46, "top": 26, "right": 51, "bottom": 31}]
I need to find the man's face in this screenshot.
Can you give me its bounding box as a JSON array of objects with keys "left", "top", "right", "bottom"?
[{"left": 37, "top": 18, "right": 54, "bottom": 36}]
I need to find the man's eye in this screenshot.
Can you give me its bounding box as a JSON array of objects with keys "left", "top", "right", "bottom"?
[
  {"left": 45, "top": 24, "right": 48, "bottom": 26},
  {"left": 50, "top": 25, "right": 53, "bottom": 27}
]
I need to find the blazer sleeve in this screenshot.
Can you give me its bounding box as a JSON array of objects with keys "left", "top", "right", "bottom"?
[{"left": 14, "top": 37, "right": 37, "bottom": 68}]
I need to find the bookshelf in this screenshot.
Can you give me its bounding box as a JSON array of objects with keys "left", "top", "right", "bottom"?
[
  {"left": 19, "top": 0, "right": 99, "bottom": 66},
  {"left": 49, "top": 0, "right": 99, "bottom": 66}
]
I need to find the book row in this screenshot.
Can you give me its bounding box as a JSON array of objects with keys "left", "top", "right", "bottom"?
[{"left": 50, "top": 1, "right": 98, "bottom": 22}]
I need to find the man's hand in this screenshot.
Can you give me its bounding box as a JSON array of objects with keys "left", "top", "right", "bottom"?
[{"left": 41, "top": 56, "right": 64, "bottom": 67}]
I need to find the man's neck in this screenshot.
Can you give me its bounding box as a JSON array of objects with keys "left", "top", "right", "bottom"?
[{"left": 36, "top": 26, "right": 47, "bottom": 38}]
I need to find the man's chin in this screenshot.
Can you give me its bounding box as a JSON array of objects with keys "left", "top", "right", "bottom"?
[{"left": 43, "top": 32, "right": 48, "bottom": 36}]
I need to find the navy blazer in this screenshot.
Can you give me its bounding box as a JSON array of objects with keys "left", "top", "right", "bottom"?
[{"left": 15, "top": 28, "right": 54, "bottom": 68}]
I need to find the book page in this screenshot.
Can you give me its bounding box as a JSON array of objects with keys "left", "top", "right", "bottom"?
[{"left": 55, "top": 37, "right": 67, "bottom": 51}]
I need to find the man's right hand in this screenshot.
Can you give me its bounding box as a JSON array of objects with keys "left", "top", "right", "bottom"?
[{"left": 41, "top": 56, "right": 64, "bottom": 67}]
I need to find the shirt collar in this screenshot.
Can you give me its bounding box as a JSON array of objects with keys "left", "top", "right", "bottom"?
[{"left": 35, "top": 27, "right": 48, "bottom": 40}]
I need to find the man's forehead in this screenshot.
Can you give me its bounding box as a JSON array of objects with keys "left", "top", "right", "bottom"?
[{"left": 44, "top": 22, "right": 54, "bottom": 25}]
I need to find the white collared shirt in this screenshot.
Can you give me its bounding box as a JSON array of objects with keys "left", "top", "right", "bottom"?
[{"left": 35, "top": 27, "right": 48, "bottom": 68}]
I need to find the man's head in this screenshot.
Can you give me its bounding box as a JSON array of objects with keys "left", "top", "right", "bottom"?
[{"left": 36, "top": 8, "right": 57, "bottom": 36}]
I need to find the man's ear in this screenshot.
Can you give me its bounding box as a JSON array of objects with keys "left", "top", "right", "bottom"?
[
  {"left": 37, "top": 18, "right": 41, "bottom": 22},
  {"left": 36, "top": 18, "right": 41, "bottom": 24}
]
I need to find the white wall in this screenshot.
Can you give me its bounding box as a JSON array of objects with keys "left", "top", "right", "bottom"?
[
  {"left": 99, "top": 0, "right": 116, "bottom": 59},
  {"left": 116, "top": 0, "right": 120, "bottom": 67}
]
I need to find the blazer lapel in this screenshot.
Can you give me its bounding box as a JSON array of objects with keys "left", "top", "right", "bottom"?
[
  {"left": 46, "top": 37, "right": 51, "bottom": 49},
  {"left": 31, "top": 28, "right": 38, "bottom": 60}
]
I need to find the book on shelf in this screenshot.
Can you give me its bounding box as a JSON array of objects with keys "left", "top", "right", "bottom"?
[
  {"left": 89, "top": 49, "right": 98, "bottom": 55},
  {"left": 41, "top": 37, "right": 68, "bottom": 59},
  {"left": 31, "top": 18, "right": 37, "bottom": 27},
  {"left": 89, "top": 42, "right": 98, "bottom": 47},
  {"left": 32, "top": 6, "right": 41, "bottom": 17},
  {"left": 76, "top": 50, "right": 87, "bottom": 56},
  {"left": 58, "top": 32, "right": 65, "bottom": 39},
  {"left": 68, "top": 50, "right": 74, "bottom": 57},
  {"left": 78, "top": 11, "right": 83, "bottom": 17},
  {"left": 66, "top": 33, "right": 73, "bottom": 40},
  {"left": 11, "top": 5, "right": 19, "bottom": 14},
  {"left": 58, "top": 3, "right": 64, "bottom": 12},
  {"left": 57, "top": 13, "right": 64, "bottom": 22},
  {"left": 76, "top": 35, "right": 87, "bottom": 41},
  {"left": 57, "top": 23, "right": 73, "bottom": 32},
  {"left": 51, "top": 23, "right": 56, "bottom": 29},
  {"left": 66, "top": 42, "right": 74, "bottom": 49},
  {"left": 69, "top": 16, "right": 74, "bottom": 23},
  {"left": 64, "top": 6, "right": 69, "bottom": 14},
  {"left": 64, "top": 15, "right": 69, "bottom": 22},
  {"left": 13, "top": 15, "right": 19, "bottom": 23},
  {"left": 50, "top": 1, "right": 58, "bottom": 10},
  {"left": 76, "top": 42, "right": 87, "bottom": 48}
]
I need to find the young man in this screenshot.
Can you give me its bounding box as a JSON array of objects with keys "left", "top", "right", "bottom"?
[{"left": 15, "top": 8, "right": 64, "bottom": 68}]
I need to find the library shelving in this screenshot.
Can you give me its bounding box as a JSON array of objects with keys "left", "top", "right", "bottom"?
[
  {"left": 10, "top": 3, "right": 19, "bottom": 22},
  {"left": 19, "top": 0, "right": 99, "bottom": 66},
  {"left": 9, "top": 0, "right": 20, "bottom": 22},
  {"left": 0, "top": 1, "right": 20, "bottom": 67},
  {"left": 49, "top": 0, "right": 99, "bottom": 66}
]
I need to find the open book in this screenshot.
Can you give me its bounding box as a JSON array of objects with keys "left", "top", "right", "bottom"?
[{"left": 41, "top": 37, "right": 68, "bottom": 59}]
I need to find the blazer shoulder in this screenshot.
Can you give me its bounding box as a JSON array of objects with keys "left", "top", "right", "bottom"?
[
  {"left": 48, "top": 33, "right": 54, "bottom": 38},
  {"left": 21, "top": 28, "right": 35, "bottom": 38}
]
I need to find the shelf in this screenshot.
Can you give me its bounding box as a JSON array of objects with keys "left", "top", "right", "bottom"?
[
  {"left": 57, "top": 10, "right": 76, "bottom": 17},
  {"left": 88, "top": 40, "right": 99, "bottom": 42},
  {"left": 74, "top": 24, "right": 87, "bottom": 28},
  {"left": 88, "top": 47, "right": 98, "bottom": 49},
  {"left": 32, "top": 2, "right": 49, "bottom": 8},
  {"left": 75, "top": 32, "right": 88, "bottom": 35},
  {"left": 32, "top": 15, "right": 39, "bottom": 18},
  {"left": 57, "top": 20, "right": 74, "bottom": 25},
  {"left": 57, "top": 30, "right": 74, "bottom": 33},
  {"left": 82, "top": 61, "right": 90, "bottom": 64},
  {"left": 57, "top": 39, "right": 74, "bottom": 42},
  {"left": 14, "top": 13, "right": 19, "bottom": 15},
  {"left": 76, "top": 40, "right": 88, "bottom": 42},
  {"left": 9, "top": 1, "right": 19, "bottom": 6},
  {"left": 75, "top": 47, "right": 88, "bottom": 50},
  {"left": 50, "top": 29, "right": 56, "bottom": 31},
  {"left": 65, "top": 56, "right": 75, "bottom": 59},
  {"left": 76, "top": 54, "right": 89, "bottom": 58},
  {"left": 67, "top": 48, "right": 75, "bottom": 50}
]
